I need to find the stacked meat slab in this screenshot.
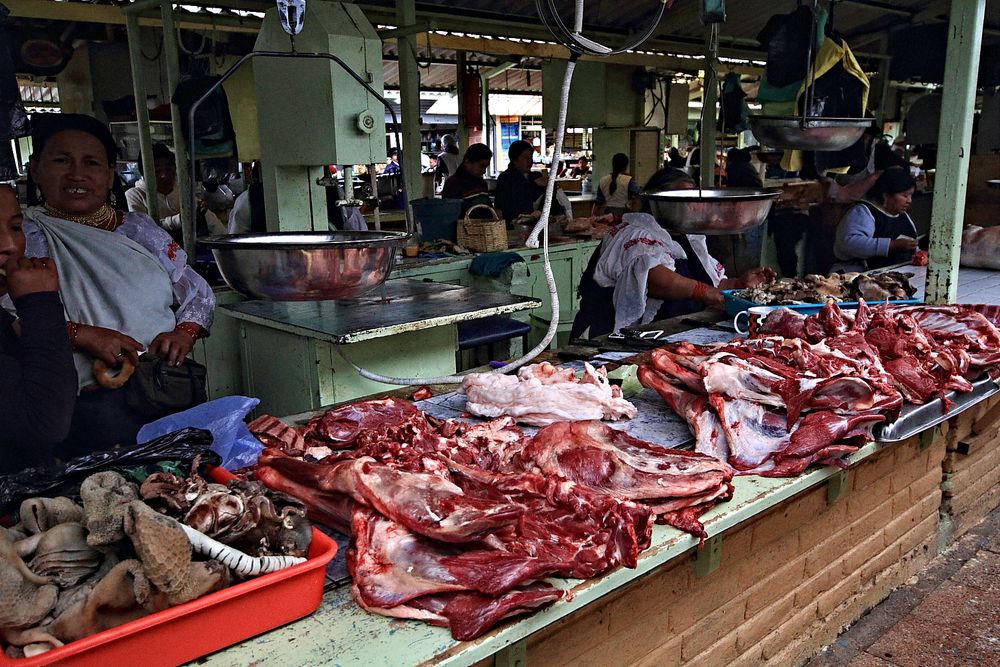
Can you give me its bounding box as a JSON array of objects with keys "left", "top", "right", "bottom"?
[
  {"left": 247, "top": 395, "right": 732, "bottom": 640},
  {"left": 640, "top": 301, "right": 1000, "bottom": 477}
]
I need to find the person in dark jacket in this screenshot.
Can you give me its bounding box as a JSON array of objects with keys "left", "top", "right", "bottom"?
[
  {"left": 833, "top": 166, "right": 918, "bottom": 272},
  {"left": 0, "top": 184, "right": 77, "bottom": 472},
  {"left": 441, "top": 143, "right": 493, "bottom": 212}
]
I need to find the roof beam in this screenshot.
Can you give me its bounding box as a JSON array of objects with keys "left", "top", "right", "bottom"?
[
  {"left": 5, "top": 0, "right": 259, "bottom": 33},
  {"left": 420, "top": 32, "right": 761, "bottom": 75}
]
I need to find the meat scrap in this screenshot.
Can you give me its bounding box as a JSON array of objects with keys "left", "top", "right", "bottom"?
[{"left": 461, "top": 362, "right": 637, "bottom": 427}]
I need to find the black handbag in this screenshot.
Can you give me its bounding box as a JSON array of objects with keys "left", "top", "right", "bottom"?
[{"left": 125, "top": 354, "right": 208, "bottom": 418}]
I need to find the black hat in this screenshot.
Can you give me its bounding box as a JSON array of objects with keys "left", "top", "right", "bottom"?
[{"left": 31, "top": 113, "right": 117, "bottom": 164}]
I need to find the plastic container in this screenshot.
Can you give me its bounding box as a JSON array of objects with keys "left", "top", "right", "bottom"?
[
  {"left": 1, "top": 468, "right": 336, "bottom": 666},
  {"left": 410, "top": 197, "right": 462, "bottom": 242},
  {"left": 722, "top": 289, "right": 922, "bottom": 318}
]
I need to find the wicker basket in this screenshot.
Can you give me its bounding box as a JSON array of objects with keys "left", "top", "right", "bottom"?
[{"left": 457, "top": 204, "right": 508, "bottom": 253}]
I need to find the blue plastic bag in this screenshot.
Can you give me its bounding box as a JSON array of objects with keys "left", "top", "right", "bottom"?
[{"left": 136, "top": 396, "right": 263, "bottom": 470}]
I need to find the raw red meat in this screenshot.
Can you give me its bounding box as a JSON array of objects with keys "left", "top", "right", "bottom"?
[
  {"left": 248, "top": 415, "right": 306, "bottom": 454},
  {"left": 520, "top": 420, "right": 732, "bottom": 504}
]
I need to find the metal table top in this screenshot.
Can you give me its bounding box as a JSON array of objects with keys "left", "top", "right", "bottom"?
[{"left": 220, "top": 278, "right": 541, "bottom": 344}]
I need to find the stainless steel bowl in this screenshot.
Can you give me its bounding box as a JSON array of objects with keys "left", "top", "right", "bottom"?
[
  {"left": 200, "top": 231, "right": 410, "bottom": 301},
  {"left": 643, "top": 188, "right": 780, "bottom": 235},
  {"left": 749, "top": 116, "right": 872, "bottom": 151}
]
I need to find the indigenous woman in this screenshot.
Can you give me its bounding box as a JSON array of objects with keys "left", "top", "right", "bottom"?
[{"left": 19, "top": 113, "right": 214, "bottom": 457}]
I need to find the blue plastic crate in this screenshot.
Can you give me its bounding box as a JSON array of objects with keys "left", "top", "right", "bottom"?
[{"left": 721, "top": 289, "right": 922, "bottom": 318}]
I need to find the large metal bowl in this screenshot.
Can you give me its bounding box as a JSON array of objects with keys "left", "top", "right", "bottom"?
[
  {"left": 749, "top": 116, "right": 872, "bottom": 151},
  {"left": 643, "top": 188, "right": 780, "bottom": 235},
  {"left": 200, "top": 231, "right": 410, "bottom": 301}
]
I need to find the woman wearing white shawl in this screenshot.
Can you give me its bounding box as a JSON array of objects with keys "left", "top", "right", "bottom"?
[
  {"left": 571, "top": 168, "right": 774, "bottom": 338},
  {"left": 15, "top": 114, "right": 215, "bottom": 457}
]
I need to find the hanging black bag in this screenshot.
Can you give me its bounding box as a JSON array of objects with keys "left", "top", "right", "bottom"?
[{"left": 125, "top": 354, "right": 208, "bottom": 418}]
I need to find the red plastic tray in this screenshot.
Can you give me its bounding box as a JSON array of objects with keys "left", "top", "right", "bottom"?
[{"left": 1, "top": 467, "right": 336, "bottom": 666}]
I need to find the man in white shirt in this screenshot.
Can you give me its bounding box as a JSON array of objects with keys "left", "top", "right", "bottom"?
[{"left": 125, "top": 144, "right": 226, "bottom": 237}]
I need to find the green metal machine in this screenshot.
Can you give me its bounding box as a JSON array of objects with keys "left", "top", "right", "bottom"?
[{"left": 253, "top": 2, "right": 386, "bottom": 231}]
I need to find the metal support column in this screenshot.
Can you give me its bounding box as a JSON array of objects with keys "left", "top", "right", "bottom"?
[
  {"left": 699, "top": 73, "right": 718, "bottom": 187},
  {"left": 396, "top": 0, "right": 422, "bottom": 207},
  {"left": 123, "top": 7, "right": 159, "bottom": 223},
  {"left": 926, "top": 0, "right": 986, "bottom": 304},
  {"left": 455, "top": 51, "right": 469, "bottom": 152},
  {"left": 160, "top": 0, "right": 195, "bottom": 261}
]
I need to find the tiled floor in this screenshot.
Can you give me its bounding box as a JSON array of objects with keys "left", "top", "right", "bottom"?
[
  {"left": 807, "top": 507, "right": 1000, "bottom": 667},
  {"left": 907, "top": 266, "right": 1000, "bottom": 305}
]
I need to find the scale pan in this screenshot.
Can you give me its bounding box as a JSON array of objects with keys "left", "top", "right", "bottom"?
[
  {"left": 749, "top": 116, "right": 872, "bottom": 151},
  {"left": 643, "top": 188, "right": 780, "bottom": 235}
]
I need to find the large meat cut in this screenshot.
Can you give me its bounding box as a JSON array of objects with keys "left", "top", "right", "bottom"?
[
  {"left": 643, "top": 301, "right": 1000, "bottom": 476},
  {"left": 461, "top": 362, "right": 637, "bottom": 426},
  {"left": 248, "top": 394, "right": 731, "bottom": 640},
  {"left": 519, "top": 421, "right": 733, "bottom": 538}
]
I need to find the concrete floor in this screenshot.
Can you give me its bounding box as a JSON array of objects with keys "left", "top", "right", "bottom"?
[{"left": 807, "top": 506, "right": 1000, "bottom": 667}]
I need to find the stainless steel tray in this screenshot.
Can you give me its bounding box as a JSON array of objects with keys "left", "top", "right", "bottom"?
[
  {"left": 748, "top": 116, "right": 872, "bottom": 152},
  {"left": 643, "top": 188, "right": 779, "bottom": 235},
  {"left": 874, "top": 374, "right": 1000, "bottom": 443},
  {"left": 199, "top": 231, "right": 410, "bottom": 301}
]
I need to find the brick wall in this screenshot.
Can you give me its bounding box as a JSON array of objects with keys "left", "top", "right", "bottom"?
[
  {"left": 521, "top": 434, "right": 945, "bottom": 667},
  {"left": 943, "top": 394, "right": 1000, "bottom": 540}
]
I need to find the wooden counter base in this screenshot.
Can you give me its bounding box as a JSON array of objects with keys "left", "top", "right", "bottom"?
[{"left": 510, "top": 433, "right": 946, "bottom": 667}]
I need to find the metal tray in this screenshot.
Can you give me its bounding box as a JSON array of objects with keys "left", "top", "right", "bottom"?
[
  {"left": 721, "top": 290, "right": 922, "bottom": 318},
  {"left": 874, "top": 374, "right": 1000, "bottom": 443},
  {"left": 748, "top": 116, "right": 872, "bottom": 151},
  {"left": 199, "top": 231, "right": 410, "bottom": 301},
  {"left": 643, "top": 188, "right": 779, "bottom": 235}
]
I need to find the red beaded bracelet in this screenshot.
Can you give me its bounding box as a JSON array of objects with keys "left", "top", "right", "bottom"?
[
  {"left": 175, "top": 322, "right": 203, "bottom": 342},
  {"left": 691, "top": 281, "right": 712, "bottom": 302},
  {"left": 66, "top": 320, "right": 80, "bottom": 346}
]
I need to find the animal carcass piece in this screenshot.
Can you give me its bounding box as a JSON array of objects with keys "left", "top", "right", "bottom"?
[
  {"left": 638, "top": 365, "right": 881, "bottom": 477},
  {"left": 520, "top": 421, "right": 733, "bottom": 538},
  {"left": 461, "top": 362, "right": 637, "bottom": 426},
  {"left": 960, "top": 226, "right": 1000, "bottom": 271}
]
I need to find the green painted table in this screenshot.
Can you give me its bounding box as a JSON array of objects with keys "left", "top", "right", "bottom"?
[{"left": 219, "top": 279, "right": 540, "bottom": 417}]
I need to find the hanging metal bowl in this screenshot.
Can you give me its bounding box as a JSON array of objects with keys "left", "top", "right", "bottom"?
[
  {"left": 643, "top": 188, "right": 780, "bottom": 235},
  {"left": 749, "top": 116, "right": 872, "bottom": 151},
  {"left": 200, "top": 231, "right": 410, "bottom": 301}
]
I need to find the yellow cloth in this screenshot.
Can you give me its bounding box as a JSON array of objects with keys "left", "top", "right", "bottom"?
[{"left": 781, "top": 37, "right": 870, "bottom": 174}]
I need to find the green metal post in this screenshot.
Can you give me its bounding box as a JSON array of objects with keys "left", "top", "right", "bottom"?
[
  {"left": 456, "top": 50, "right": 469, "bottom": 153},
  {"left": 396, "top": 0, "right": 422, "bottom": 204},
  {"left": 700, "top": 29, "right": 718, "bottom": 188},
  {"left": 926, "top": 0, "right": 986, "bottom": 304},
  {"left": 123, "top": 9, "right": 159, "bottom": 224},
  {"left": 160, "top": 0, "right": 195, "bottom": 262}
]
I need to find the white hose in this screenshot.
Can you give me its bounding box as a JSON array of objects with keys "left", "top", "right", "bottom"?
[{"left": 336, "top": 60, "right": 578, "bottom": 386}]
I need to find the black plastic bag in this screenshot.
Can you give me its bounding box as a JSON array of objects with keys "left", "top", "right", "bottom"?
[{"left": 0, "top": 428, "right": 218, "bottom": 514}]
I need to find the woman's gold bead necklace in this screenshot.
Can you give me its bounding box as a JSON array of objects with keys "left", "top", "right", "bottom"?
[{"left": 43, "top": 203, "right": 121, "bottom": 231}]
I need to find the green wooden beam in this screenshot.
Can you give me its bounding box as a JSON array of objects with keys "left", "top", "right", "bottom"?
[
  {"left": 396, "top": 0, "right": 423, "bottom": 207},
  {"left": 925, "top": 0, "right": 986, "bottom": 304}
]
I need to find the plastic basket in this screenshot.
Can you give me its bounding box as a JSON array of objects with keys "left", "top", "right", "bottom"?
[
  {"left": 0, "top": 467, "right": 336, "bottom": 666},
  {"left": 721, "top": 289, "right": 923, "bottom": 318},
  {"left": 411, "top": 197, "right": 462, "bottom": 242},
  {"left": 457, "top": 204, "right": 508, "bottom": 253}
]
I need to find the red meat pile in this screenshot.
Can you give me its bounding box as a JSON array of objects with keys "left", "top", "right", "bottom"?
[
  {"left": 640, "top": 301, "right": 1000, "bottom": 477},
  {"left": 248, "top": 397, "right": 733, "bottom": 640}
]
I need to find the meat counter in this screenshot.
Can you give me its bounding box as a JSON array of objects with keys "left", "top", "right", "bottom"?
[{"left": 191, "top": 269, "right": 1000, "bottom": 666}]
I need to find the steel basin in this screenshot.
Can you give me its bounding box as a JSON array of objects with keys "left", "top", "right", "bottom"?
[
  {"left": 643, "top": 188, "right": 780, "bottom": 235},
  {"left": 199, "top": 231, "right": 410, "bottom": 301},
  {"left": 749, "top": 116, "right": 872, "bottom": 151}
]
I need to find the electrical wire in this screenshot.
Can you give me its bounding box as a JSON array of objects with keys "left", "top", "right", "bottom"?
[
  {"left": 336, "top": 0, "right": 668, "bottom": 386},
  {"left": 338, "top": 57, "right": 578, "bottom": 386}
]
